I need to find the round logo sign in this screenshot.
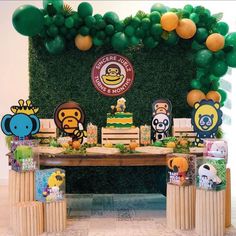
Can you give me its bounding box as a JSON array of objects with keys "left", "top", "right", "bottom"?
[{"left": 91, "top": 54, "right": 134, "bottom": 97}]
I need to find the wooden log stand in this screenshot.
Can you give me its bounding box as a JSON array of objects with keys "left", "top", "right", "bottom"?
[
  {"left": 225, "top": 168, "right": 231, "bottom": 227},
  {"left": 9, "top": 170, "right": 35, "bottom": 225},
  {"left": 166, "top": 183, "right": 196, "bottom": 230},
  {"left": 12, "top": 201, "right": 43, "bottom": 236},
  {"left": 43, "top": 199, "right": 67, "bottom": 233},
  {"left": 196, "top": 189, "right": 225, "bottom": 236}
]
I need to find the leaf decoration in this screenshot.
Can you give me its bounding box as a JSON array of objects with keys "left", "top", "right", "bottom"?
[{"left": 212, "top": 12, "right": 223, "bottom": 22}]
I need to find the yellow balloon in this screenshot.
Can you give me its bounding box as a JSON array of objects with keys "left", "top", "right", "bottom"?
[
  {"left": 176, "top": 19, "right": 196, "bottom": 39},
  {"left": 206, "top": 33, "right": 225, "bottom": 52},
  {"left": 206, "top": 91, "right": 221, "bottom": 102},
  {"left": 75, "top": 34, "right": 93, "bottom": 51},
  {"left": 160, "top": 12, "right": 179, "bottom": 31},
  {"left": 187, "top": 89, "right": 206, "bottom": 107}
]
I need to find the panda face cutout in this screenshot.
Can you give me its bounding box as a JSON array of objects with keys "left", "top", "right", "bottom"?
[
  {"left": 198, "top": 114, "right": 214, "bottom": 130},
  {"left": 198, "top": 163, "right": 222, "bottom": 185},
  {"left": 152, "top": 113, "right": 170, "bottom": 133}
]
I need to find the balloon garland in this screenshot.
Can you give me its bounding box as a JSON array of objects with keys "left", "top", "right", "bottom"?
[{"left": 12, "top": 2, "right": 236, "bottom": 107}]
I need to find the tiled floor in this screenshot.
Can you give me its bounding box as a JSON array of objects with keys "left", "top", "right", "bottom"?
[{"left": 0, "top": 185, "right": 236, "bottom": 236}]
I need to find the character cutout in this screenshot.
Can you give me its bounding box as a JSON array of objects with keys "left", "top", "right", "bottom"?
[
  {"left": 191, "top": 99, "right": 223, "bottom": 145},
  {"left": 151, "top": 99, "right": 172, "bottom": 142},
  {"left": 1, "top": 99, "right": 40, "bottom": 140},
  {"left": 168, "top": 156, "right": 189, "bottom": 185},
  {"left": 54, "top": 101, "right": 87, "bottom": 143}
]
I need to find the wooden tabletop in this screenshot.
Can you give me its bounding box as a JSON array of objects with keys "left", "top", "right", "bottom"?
[{"left": 39, "top": 153, "right": 168, "bottom": 167}]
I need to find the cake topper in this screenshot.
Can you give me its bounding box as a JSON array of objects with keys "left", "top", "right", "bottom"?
[
  {"left": 116, "top": 97, "right": 126, "bottom": 112},
  {"left": 1, "top": 99, "right": 40, "bottom": 140}
]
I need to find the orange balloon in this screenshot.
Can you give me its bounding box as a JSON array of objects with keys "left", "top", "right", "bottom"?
[
  {"left": 75, "top": 34, "right": 92, "bottom": 51},
  {"left": 206, "top": 91, "right": 221, "bottom": 102},
  {"left": 206, "top": 33, "right": 225, "bottom": 52},
  {"left": 160, "top": 12, "right": 179, "bottom": 31},
  {"left": 176, "top": 19, "right": 196, "bottom": 39},
  {"left": 187, "top": 89, "right": 206, "bottom": 107}
]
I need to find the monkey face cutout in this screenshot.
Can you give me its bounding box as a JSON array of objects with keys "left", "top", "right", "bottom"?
[
  {"left": 54, "top": 102, "right": 85, "bottom": 135},
  {"left": 152, "top": 99, "right": 172, "bottom": 116},
  {"left": 101, "top": 64, "right": 124, "bottom": 85}
]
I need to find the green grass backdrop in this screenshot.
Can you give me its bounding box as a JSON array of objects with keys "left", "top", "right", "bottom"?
[{"left": 30, "top": 37, "right": 195, "bottom": 194}]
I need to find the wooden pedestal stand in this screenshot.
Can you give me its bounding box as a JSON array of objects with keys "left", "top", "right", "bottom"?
[
  {"left": 166, "top": 183, "right": 196, "bottom": 230},
  {"left": 196, "top": 189, "right": 225, "bottom": 236},
  {"left": 8, "top": 170, "right": 35, "bottom": 225},
  {"left": 43, "top": 199, "right": 67, "bottom": 233},
  {"left": 12, "top": 201, "right": 43, "bottom": 236},
  {"left": 225, "top": 168, "right": 231, "bottom": 227}
]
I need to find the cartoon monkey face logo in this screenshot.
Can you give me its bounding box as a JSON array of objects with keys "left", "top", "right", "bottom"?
[
  {"left": 58, "top": 108, "right": 82, "bottom": 134},
  {"left": 152, "top": 99, "right": 172, "bottom": 116},
  {"left": 101, "top": 64, "right": 124, "bottom": 85},
  {"left": 54, "top": 101, "right": 85, "bottom": 135}
]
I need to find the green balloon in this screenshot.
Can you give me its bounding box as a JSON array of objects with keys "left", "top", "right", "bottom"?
[
  {"left": 211, "top": 60, "right": 228, "bottom": 77},
  {"left": 44, "top": 14, "right": 53, "bottom": 26},
  {"left": 111, "top": 32, "right": 128, "bottom": 51},
  {"left": 211, "top": 80, "right": 220, "bottom": 91},
  {"left": 151, "top": 3, "right": 167, "bottom": 14},
  {"left": 125, "top": 25, "right": 135, "bottom": 37},
  {"left": 141, "top": 18, "right": 151, "bottom": 30},
  {"left": 93, "top": 37, "right": 104, "bottom": 46},
  {"left": 77, "top": 2, "right": 93, "bottom": 18},
  {"left": 183, "top": 4, "right": 193, "bottom": 13},
  {"left": 191, "top": 40, "right": 204, "bottom": 51},
  {"left": 182, "top": 10, "right": 190, "bottom": 19},
  {"left": 59, "top": 26, "right": 67, "bottom": 35},
  {"left": 131, "top": 16, "right": 141, "bottom": 28},
  {"left": 225, "top": 32, "right": 236, "bottom": 47},
  {"left": 79, "top": 26, "right": 90, "bottom": 36},
  {"left": 72, "top": 14, "right": 83, "bottom": 28},
  {"left": 208, "top": 75, "right": 220, "bottom": 82},
  {"left": 69, "top": 28, "right": 77, "bottom": 37},
  {"left": 143, "top": 36, "right": 158, "bottom": 49},
  {"left": 195, "top": 49, "right": 213, "bottom": 67},
  {"left": 195, "top": 28, "right": 208, "bottom": 43},
  {"left": 85, "top": 15, "right": 96, "bottom": 28},
  {"left": 191, "top": 79, "right": 201, "bottom": 89},
  {"left": 94, "top": 14, "right": 103, "bottom": 21},
  {"left": 46, "top": 3, "right": 57, "bottom": 16},
  {"left": 96, "top": 31, "right": 106, "bottom": 40},
  {"left": 103, "top": 12, "right": 119, "bottom": 25},
  {"left": 115, "top": 21, "right": 124, "bottom": 32},
  {"left": 53, "top": 14, "right": 64, "bottom": 26},
  {"left": 43, "top": 0, "right": 63, "bottom": 12},
  {"left": 129, "top": 36, "right": 140, "bottom": 46},
  {"left": 65, "top": 17, "right": 74, "bottom": 28},
  {"left": 135, "top": 28, "right": 145, "bottom": 39},
  {"left": 45, "top": 36, "right": 65, "bottom": 54},
  {"left": 96, "top": 19, "right": 106, "bottom": 30},
  {"left": 150, "top": 11, "right": 161, "bottom": 23},
  {"left": 151, "top": 24, "right": 163, "bottom": 37},
  {"left": 218, "top": 89, "right": 227, "bottom": 102},
  {"left": 105, "top": 24, "right": 115, "bottom": 36},
  {"left": 214, "top": 22, "right": 229, "bottom": 36},
  {"left": 226, "top": 49, "right": 236, "bottom": 67},
  {"left": 47, "top": 24, "right": 58, "bottom": 37},
  {"left": 12, "top": 5, "right": 44, "bottom": 36},
  {"left": 214, "top": 50, "right": 225, "bottom": 60},
  {"left": 190, "top": 13, "right": 199, "bottom": 23},
  {"left": 164, "top": 31, "right": 179, "bottom": 46}
]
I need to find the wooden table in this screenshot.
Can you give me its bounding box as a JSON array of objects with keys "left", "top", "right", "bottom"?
[{"left": 39, "top": 153, "right": 168, "bottom": 167}]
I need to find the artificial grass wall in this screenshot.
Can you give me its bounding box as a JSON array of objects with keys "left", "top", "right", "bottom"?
[{"left": 29, "top": 37, "right": 196, "bottom": 194}]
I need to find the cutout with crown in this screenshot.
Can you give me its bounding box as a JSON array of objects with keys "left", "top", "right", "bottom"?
[{"left": 1, "top": 99, "right": 40, "bottom": 140}]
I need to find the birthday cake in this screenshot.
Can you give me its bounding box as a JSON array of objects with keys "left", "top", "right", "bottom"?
[{"left": 106, "top": 98, "right": 133, "bottom": 128}]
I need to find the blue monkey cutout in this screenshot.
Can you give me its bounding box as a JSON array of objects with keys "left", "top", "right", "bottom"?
[{"left": 1, "top": 99, "right": 40, "bottom": 140}]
